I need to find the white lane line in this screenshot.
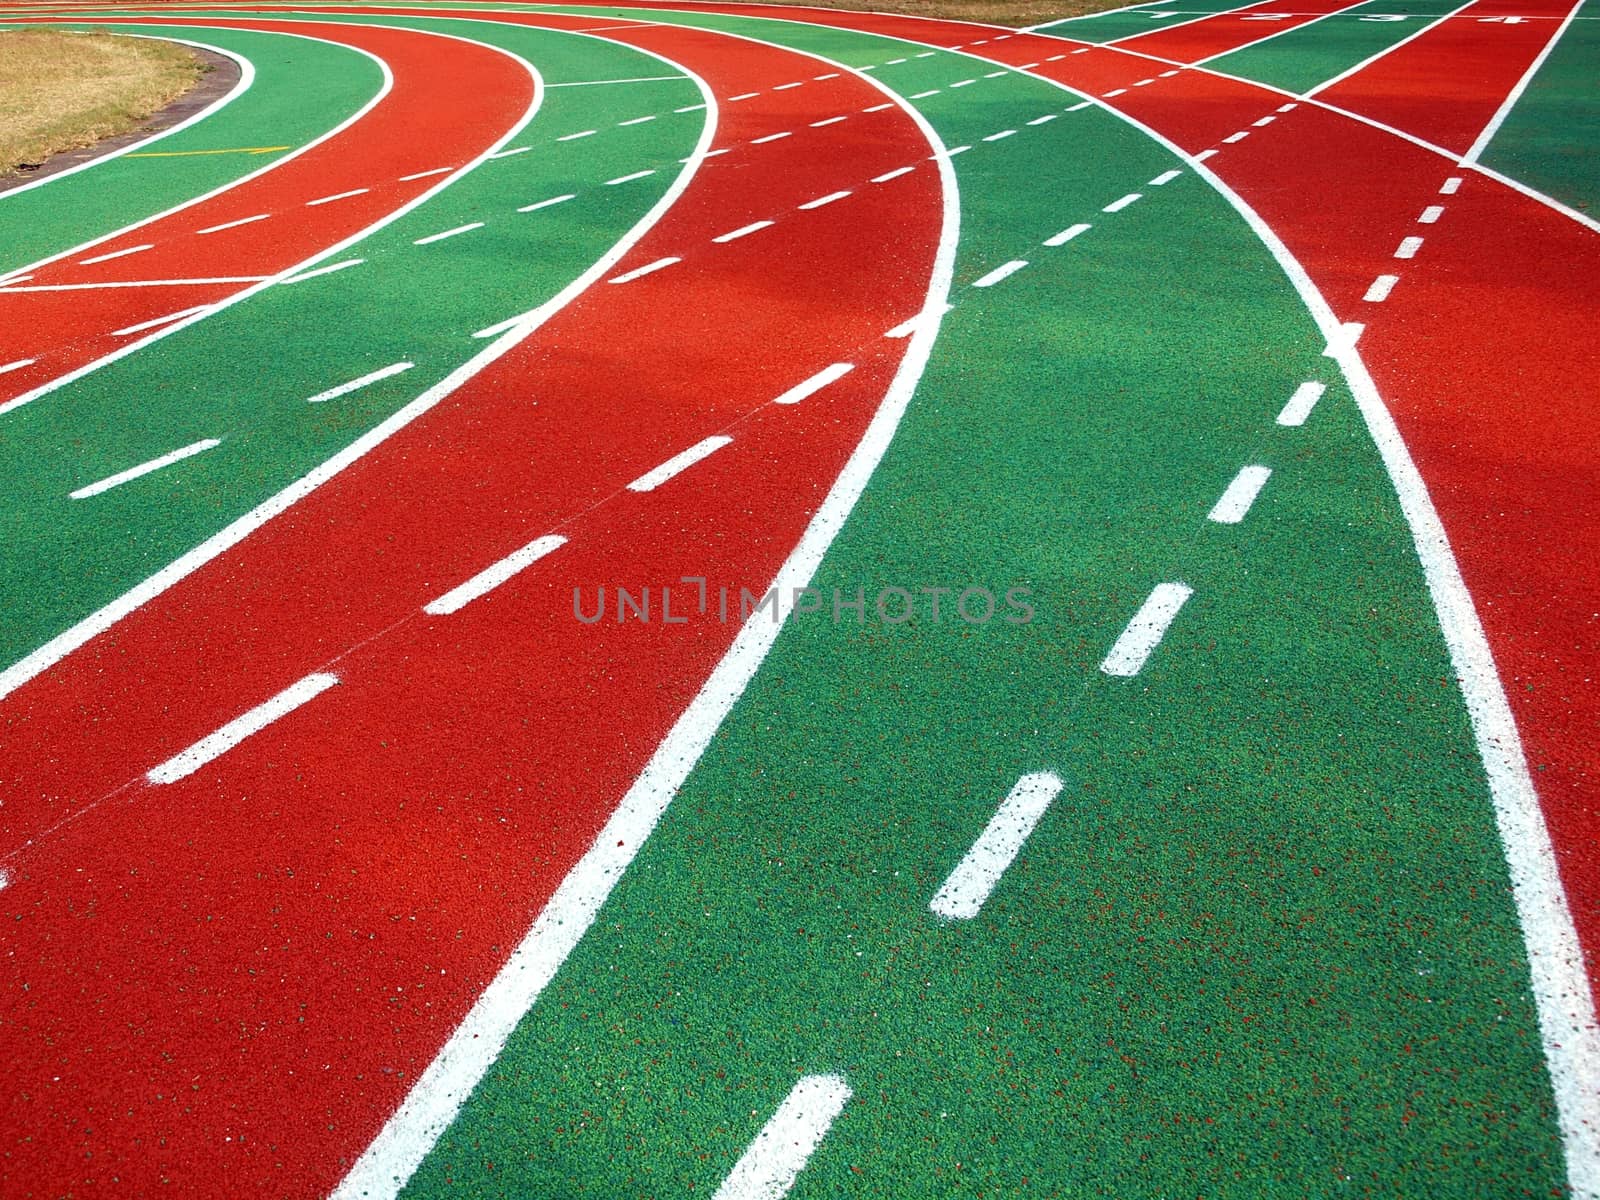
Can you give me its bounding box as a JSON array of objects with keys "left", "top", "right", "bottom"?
[
  {"left": 983, "top": 129, "right": 1017, "bottom": 141},
  {"left": 1276, "top": 101, "right": 1298, "bottom": 112},
  {"left": 488, "top": 146, "right": 531, "bottom": 159},
  {"left": 774, "top": 81, "right": 804, "bottom": 90},
  {"left": 798, "top": 190, "right": 851, "bottom": 209},
  {"left": 973, "top": 260, "right": 1027, "bottom": 288},
  {"left": 1148, "top": 168, "right": 1182, "bottom": 186},
  {"left": 80, "top": 243, "right": 152, "bottom": 265},
  {"left": 917, "top": 51, "right": 937, "bottom": 57},
  {"left": 546, "top": 75, "right": 683, "bottom": 88},
  {"left": 609, "top": 256, "right": 680, "bottom": 284},
  {"left": 1395, "top": 235, "right": 1423, "bottom": 258},
  {"left": 1222, "top": 131, "right": 1250, "bottom": 143},
  {"left": 281, "top": 258, "right": 364, "bottom": 284},
  {"left": 606, "top": 169, "right": 657, "bottom": 185},
  {"left": 712, "top": 1075, "right": 851, "bottom": 1200},
  {"left": 424, "top": 534, "right": 567, "bottom": 616},
  {"left": 1363, "top": 273, "right": 1399, "bottom": 302},
  {"left": 519, "top": 193, "right": 576, "bottom": 213},
  {"left": 1277, "top": 380, "right": 1326, "bottom": 426},
  {"left": 306, "top": 361, "right": 414, "bottom": 404},
  {"left": 1418, "top": 204, "right": 1444, "bottom": 223},
  {"left": 815, "top": 72, "right": 841, "bottom": 80},
  {"left": 1104, "top": 87, "right": 1128, "bottom": 97},
  {"left": 887, "top": 57, "right": 908, "bottom": 64},
  {"left": 729, "top": 91, "right": 760, "bottom": 101},
  {"left": 147, "top": 673, "right": 338, "bottom": 785},
  {"left": 0, "top": 358, "right": 37, "bottom": 375},
  {"left": 1160, "top": 69, "right": 1181, "bottom": 77},
  {"left": 950, "top": 78, "right": 976, "bottom": 87},
  {"left": 627, "top": 435, "right": 732, "bottom": 491},
  {"left": 942, "top": 145, "right": 971, "bottom": 157},
  {"left": 112, "top": 305, "right": 210, "bottom": 337},
  {"left": 70, "top": 437, "right": 221, "bottom": 500},
  {"left": 1101, "top": 582, "right": 1193, "bottom": 677},
  {"left": 399, "top": 167, "right": 453, "bottom": 181},
  {"left": 557, "top": 129, "right": 597, "bottom": 141},
  {"left": 1102, "top": 192, "right": 1142, "bottom": 213},
  {"left": 1047, "top": 53, "right": 1067, "bottom": 61},
  {"left": 197, "top": 213, "right": 268, "bottom": 235},
  {"left": 1194, "top": 148, "right": 1219, "bottom": 161},
  {"left": 1020, "top": 61, "right": 1041, "bottom": 69},
  {"left": 1027, "top": 114, "right": 1059, "bottom": 126},
  {"left": 619, "top": 114, "right": 657, "bottom": 125},
  {"left": 872, "top": 166, "right": 915, "bottom": 183},
  {"left": 910, "top": 89, "right": 940, "bottom": 99},
  {"left": 1044, "top": 222, "right": 1091, "bottom": 246},
  {"left": 472, "top": 311, "right": 538, "bottom": 339},
  {"left": 676, "top": 103, "right": 707, "bottom": 112},
  {"left": 1067, "top": 101, "right": 1092, "bottom": 112},
  {"left": 1252, "top": 115, "right": 1276, "bottom": 127},
  {"left": 810, "top": 115, "right": 847, "bottom": 127},
  {"left": 985, "top": 70, "right": 1008, "bottom": 78},
  {"left": 752, "top": 131, "right": 792, "bottom": 144},
  {"left": 414, "top": 222, "right": 483, "bottom": 245},
  {"left": 306, "top": 188, "right": 369, "bottom": 207},
  {"left": 1073, "top": 47, "right": 1091, "bottom": 54},
  {"left": 1440, "top": 176, "right": 1462, "bottom": 195},
  {"left": 929, "top": 772, "right": 1064, "bottom": 920},
  {"left": 1324, "top": 321, "right": 1364, "bottom": 354},
  {"left": 714, "top": 220, "right": 775, "bottom": 243},
  {"left": 773, "top": 361, "right": 853, "bottom": 405},
  {"left": 863, "top": 102, "right": 895, "bottom": 112},
  {"left": 1207, "top": 464, "right": 1272, "bottom": 524}
]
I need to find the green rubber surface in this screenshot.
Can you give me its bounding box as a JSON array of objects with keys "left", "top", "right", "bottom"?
[
  {"left": 392, "top": 13, "right": 1567, "bottom": 1198},
  {"left": 1031, "top": 0, "right": 1269, "bottom": 45},
  {"left": 0, "top": 22, "right": 383, "bottom": 274}
]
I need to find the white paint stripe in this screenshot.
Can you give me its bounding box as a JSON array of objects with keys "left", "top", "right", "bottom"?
[
  {"left": 774, "top": 80, "right": 804, "bottom": 90},
  {"left": 280, "top": 258, "right": 364, "bottom": 284},
  {"left": 1464, "top": 0, "right": 1583, "bottom": 164},
  {"left": 1222, "top": 130, "right": 1250, "bottom": 143},
  {"left": 0, "top": 276, "right": 268, "bottom": 293},
  {"left": 627, "top": 435, "right": 732, "bottom": 491},
  {"left": 752, "top": 131, "right": 793, "bottom": 144},
  {"left": 1100, "top": 582, "right": 1193, "bottom": 677},
  {"left": 398, "top": 167, "right": 453, "bottom": 181},
  {"left": 0, "top": 869, "right": 9, "bottom": 892},
  {"left": 815, "top": 72, "right": 841, "bottom": 79},
  {"left": 0, "top": 359, "right": 36, "bottom": 376},
  {"left": 196, "top": 213, "right": 269, "bottom": 235},
  {"left": 518, "top": 193, "right": 576, "bottom": 212},
  {"left": 306, "top": 362, "right": 414, "bottom": 404},
  {"left": 413, "top": 222, "right": 483, "bottom": 245},
  {"left": 810, "top": 115, "right": 847, "bottom": 127},
  {"left": 606, "top": 169, "right": 657, "bottom": 184},
  {"left": 729, "top": 91, "right": 760, "bottom": 101},
  {"left": 712, "top": 1075, "right": 852, "bottom": 1200},
  {"left": 70, "top": 437, "right": 221, "bottom": 500},
  {"left": 1363, "top": 273, "right": 1399, "bottom": 302},
  {"left": 1161, "top": 69, "right": 1181, "bottom": 77},
  {"left": 557, "top": 129, "right": 597, "bottom": 140},
  {"left": 985, "top": 69, "right": 1009, "bottom": 78},
  {"left": 1102, "top": 192, "right": 1142, "bottom": 212},
  {"left": 79, "top": 243, "right": 152, "bottom": 265},
  {"left": 1276, "top": 101, "right": 1298, "bottom": 112},
  {"left": 472, "top": 312, "right": 536, "bottom": 339},
  {"left": 983, "top": 129, "right": 1017, "bottom": 141},
  {"left": 929, "top": 772, "right": 1064, "bottom": 919},
  {"left": 1067, "top": 101, "right": 1093, "bottom": 112},
  {"left": 942, "top": 145, "right": 972, "bottom": 157},
  {"left": 424, "top": 535, "right": 567, "bottom": 616},
  {"left": 863, "top": 102, "right": 895, "bottom": 112},
  {"left": 147, "top": 673, "right": 338, "bottom": 785},
  {"left": 1104, "top": 87, "right": 1128, "bottom": 96},
  {"left": 112, "top": 305, "right": 209, "bottom": 337},
  {"left": 773, "top": 362, "right": 854, "bottom": 405},
  {"left": 677, "top": 103, "right": 708, "bottom": 112},
  {"left": 619, "top": 114, "right": 657, "bottom": 125},
  {"left": 1325, "top": 320, "right": 1364, "bottom": 353},
  {"left": 1134, "top": 77, "right": 1154, "bottom": 85},
  {"left": 1027, "top": 114, "right": 1059, "bottom": 125},
  {"left": 1044, "top": 222, "right": 1092, "bottom": 246},
  {"left": 1020, "top": 62, "right": 1041, "bottom": 69},
  {"left": 306, "top": 188, "right": 369, "bottom": 207},
  {"left": 1419, "top": 204, "right": 1444, "bottom": 223},
  {"left": 1252, "top": 115, "right": 1276, "bottom": 126},
  {"left": 488, "top": 145, "right": 531, "bottom": 159},
  {"left": 1194, "top": 148, "right": 1219, "bottom": 161},
  {"left": 950, "top": 78, "right": 976, "bottom": 86},
  {"left": 798, "top": 190, "right": 851, "bottom": 209},
  {"left": 888, "top": 57, "right": 909, "bottom": 64},
  {"left": 973, "top": 259, "right": 1028, "bottom": 288},
  {"left": 714, "top": 220, "right": 776, "bottom": 243},
  {"left": 608, "top": 256, "right": 680, "bottom": 284},
  {"left": 1207, "top": 463, "right": 1272, "bottom": 523},
  {"left": 910, "top": 89, "right": 940, "bottom": 98},
  {"left": 326, "top": 56, "right": 959, "bottom": 1200},
  {"left": 872, "top": 166, "right": 915, "bottom": 183},
  {"left": 917, "top": 51, "right": 937, "bottom": 57},
  {"left": 1148, "top": 168, "right": 1182, "bottom": 185},
  {"left": 1440, "top": 176, "right": 1462, "bottom": 195},
  {"left": 1395, "top": 235, "right": 1423, "bottom": 258},
  {"left": 545, "top": 75, "right": 682, "bottom": 87},
  {"left": 1276, "top": 380, "right": 1325, "bottom": 426}
]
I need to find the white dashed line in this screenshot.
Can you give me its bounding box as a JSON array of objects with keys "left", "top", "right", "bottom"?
[
  {"left": 1027, "top": 114, "right": 1059, "bottom": 126},
  {"left": 774, "top": 81, "right": 803, "bottom": 90},
  {"left": 929, "top": 772, "right": 1064, "bottom": 920},
  {"left": 557, "top": 129, "right": 597, "bottom": 141},
  {"left": 973, "top": 260, "right": 1028, "bottom": 288},
  {"left": 941, "top": 145, "right": 971, "bottom": 157},
  {"left": 950, "top": 78, "right": 976, "bottom": 88},
  {"left": 424, "top": 534, "right": 567, "bottom": 616},
  {"left": 1047, "top": 53, "right": 1067, "bottom": 61},
  {"left": 606, "top": 169, "right": 657, "bottom": 185},
  {"left": 1222, "top": 131, "right": 1250, "bottom": 143},
  {"left": 70, "top": 437, "right": 221, "bottom": 501},
  {"left": 1067, "top": 101, "right": 1092, "bottom": 112},
  {"left": 1440, "top": 176, "right": 1462, "bottom": 195},
  {"left": 1104, "top": 88, "right": 1128, "bottom": 97},
  {"left": 810, "top": 115, "right": 847, "bottom": 127},
  {"left": 773, "top": 361, "right": 853, "bottom": 405},
  {"left": 872, "top": 166, "right": 915, "bottom": 183},
  {"left": 863, "top": 102, "right": 895, "bottom": 112},
  {"left": 751, "top": 131, "right": 792, "bottom": 144},
  {"left": 1323, "top": 321, "right": 1364, "bottom": 353},
  {"left": 1160, "top": 70, "right": 1180, "bottom": 78},
  {"left": 984, "top": 70, "right": 1008, "bottom": 78},
  {"left": 0, "top": 359, "right": 37, "bottom": 375},
  {"left": 306, "top": 188, "right": 368, "bottom": 206},
  {"left": 1073, "top": 47, "right": 1091, "bottom": 54},
  {"left": 619, "top": 115, "right": 657, "bottom": 125},
  {"left": 414, "top": 222, "right": 483, "bottom": 245},
  {"left": 1148, "top": 169, "right": 1182, "bottom": 186},
  {"left": 1044, "top": 222, "right": 1091, "bottom": 246},
  {"left": 488, "top": 146, "right": 531, "bottom": 159},
  {"left": 148, "top": 673, "right": 338, "bottom": 785},
  {"left": 281, "top": 258, "right": 364, "bottom": 284},
  {"left": 916, "top": 51, "right": 937, "bottom": 57},
  {"left": 473, "top": 311, "right": 536, "bottom": 339},
  {"left": 1100, "top": 582, "right": 1193, "bottom": 678},
  {"left": 798, "top": 190, "right": 851, "bottom": 209},
  {"left": 884, "top": 304, "right": 951, "bottom": 339},
  {"left": 1363, "top": 273, "right": 1399, "bottom": 302},
  {"left": 80, "top": 243, "right": 152, "bottom": 265},
  {"left": 608, "top": 256, "right": 680, "bottom": 284},
  {"left": 306, "top": 361, "right": 414, "bottom": 404},
  {"left": 518, "top": 193, "right": 576, "bottom": 212},
  {"left": 197, "top": 213, "right": 269, "bottom": 235},
  {"left": 1102, "top": 192, "right": 1141, "bottom": 213},
  {"left": 712, "top": 1075, "right": 851, "bottom": 1200},
  {"left": 983, "top": 129, "right": 1017, "bottom": 142},
  {"left": 112, "top": 304, "right": 210, "bottom": 337},
  {"left": 1194, "top": 148, "right": 1219, "bottom": 162},
  {"left": 399, "top": 167, "right": 453, "bottom": 181},
  {"left": 1419, "top": 205, "right": 1444, "bottom": 223},
  {"left": 627, "top": 435, "right": 732, "bottom": 491},
  {"left": 1276, "top": 101, "right": 1298, "bottom": 112},
  {"left": 887, "top": 57, "right": 908, "bottom": 64},
  {"left": 1395, "top": 236, "right": 1424, "bottom": 258},
  {"left": 714, "top": 220, "right": 775, "bottom": 243},
  {"left": 1276, "top": 380, "right": 1326, "bottom": 427},
  {"left": 910, "top": 89, "right": 940, "bottom": 99},
  {"left": 1207, "top": 464, "right": 1272, "bottom": 524},
  {"left": 1134, "top": 78, "right": 1154, "bottom": 86},
  {"left": 729, "top": 91, "right": 760, "bottom": 101},
  {"left": 814, "top": 72, "right": 840, "bottom": 80},
  {"left": 1020, "top": 61, "right": 1040, "bottom": 69},
  {"left": 676, "top": 103, "right": 707, "bottom": 113}
]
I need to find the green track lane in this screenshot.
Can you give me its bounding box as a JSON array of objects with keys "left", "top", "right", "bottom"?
[
  {"left": 0, "top": 12, "right": 702, "bottom": 670},
  {"left": 1205, "top": 0, "right": 1465, "bottom": 96},
  {"left": 1030, "top": 0, "right": 1264, "bottom": 45},
  {"left": 0, "top": 23, "right": 383, "bottom": 275},
  {"left": 1478, "top": 0, "right": 1600, "bottom": 216},
  {"left": 395, "top": 15, "right": 1567, "bottom": 1199}
]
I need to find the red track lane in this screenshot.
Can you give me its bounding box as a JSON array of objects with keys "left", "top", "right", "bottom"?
[
  {"left": 0, "top": 16, "right": 534, "bottom": 410},
  {"left": 1314, "top": 0, "right": 1580, "bottom": 154},
  {"left": 1111, "top": 0, "right": 1363, "bottom": 64},
  {"left": 0, "top": 22, "right": 944, "bottom": 1195}
]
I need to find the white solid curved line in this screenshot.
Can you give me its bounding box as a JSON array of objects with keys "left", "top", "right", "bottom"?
[
  {"left": 328, "top": 31, "right": 958, "bottom": 1200},
  {"left": 0, "top": 33, "right": 257, "bottom": 201}
]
